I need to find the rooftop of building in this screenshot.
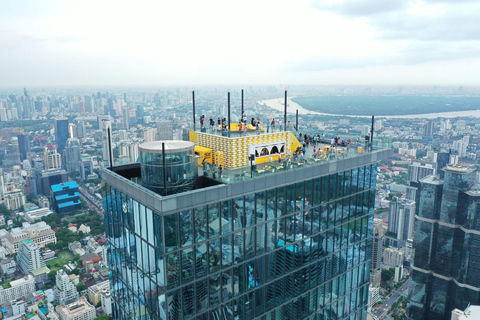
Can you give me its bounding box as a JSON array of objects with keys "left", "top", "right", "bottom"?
[
  {"left": 442, "top": 164, "right": 475, "bottom": 174},
  {"left": 56, "top": 297, "right": 94, "bottom": 315},
  {"left": 51, "top": 181, "right": 78, "bottom": 192},
  {"left": 103, "top": 132, "right": 392, "bottom": 215}
]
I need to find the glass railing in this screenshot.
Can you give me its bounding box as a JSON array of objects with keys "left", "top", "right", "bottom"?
[{"left": 200, "top": 143, "right": 389, "bottom": 184}]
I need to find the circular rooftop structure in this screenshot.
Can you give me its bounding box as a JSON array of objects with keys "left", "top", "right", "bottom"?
[
  {"left": 139, "top": 140, "right": 195, "bottom": 154},
  {"left": 139, "top": 140, "right": 197, "bottom": 196}
]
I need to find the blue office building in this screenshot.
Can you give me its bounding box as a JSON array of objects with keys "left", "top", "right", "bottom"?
[{"left": 51, "top": 181, "right": 82, "bottom": 214}]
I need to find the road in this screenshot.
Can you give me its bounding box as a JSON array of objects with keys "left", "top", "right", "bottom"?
[
  {"left": 78, "top": 185, "right": 103, "bottom": 214},
  {"left": 373, "top": 279, "right": 410, "bottom": 319}
]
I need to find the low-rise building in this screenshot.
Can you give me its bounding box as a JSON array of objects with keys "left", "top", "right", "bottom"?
[
  {"left": 0, "top": 299, "right": 26, "bottom": 318},
  {"left": 24, "top": 207, "right": 53, "bottom": 223},
  {"left": 1, "top": 258, "right": 16, "bottom": 275},
  {"left": 0, "top": 275, "right": 35, "bottom": 304},
  {"left": 4, "top": 222, "right": 56, "bottom": 254},
  {"left": 87, "top": 280, "right": 109, "bottom": 306},
  {"left": 56, "top": 297, "right": 95, "bottom": 320}
]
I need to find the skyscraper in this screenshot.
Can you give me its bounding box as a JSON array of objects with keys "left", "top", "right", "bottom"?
[
  {"left": 101, "top": 119, "right": 113, "bottom": 167},
  {"left": 64, "top": 138, "right": 81, "bottom": 173},
  {"left": 409, "top": 164, "right": 480, "bottom": 320},
  {"left": 55, "top": 117, "right": 69, "bottom": 154},
  {"left": 102, "top": 129, "right": 390, "bottom": 319},
  {"left": 387, "top": 197, "right": 415, "bottom": 243},
  {"left": 370, "top": 218, "right": 384, "bottom": 287},
  {"left": 17, "top": 133, "right": 30, "bottom": 161}
]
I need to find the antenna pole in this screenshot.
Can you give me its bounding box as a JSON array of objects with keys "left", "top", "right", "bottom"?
[
  {"left": 228, "top": 92, "right": 231, "bottom": 138},
  {"left": 241, "top": 89, "right": 244, "bottom": 119},
  {"left": 192, "top": 91, "right": 196, "bottom": 130},
  {"left": 284, "top": 90, "right": 287, "bottom": 131}
]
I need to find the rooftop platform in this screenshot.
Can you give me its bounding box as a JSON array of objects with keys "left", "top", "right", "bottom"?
[{"left": 103, "top": 138, "right": 392, "bottom": 215}]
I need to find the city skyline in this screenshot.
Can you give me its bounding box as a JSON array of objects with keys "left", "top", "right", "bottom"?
[{"left": 1, "top": 0, "right": 480, "bottom": 86}]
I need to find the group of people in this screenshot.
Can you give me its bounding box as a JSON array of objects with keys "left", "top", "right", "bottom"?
[
  {"left": 199, "top": 114, "right": 295, "bottom": 134},
  {"left": 201, "top": 158, "right": 223, "bottom": 179}
]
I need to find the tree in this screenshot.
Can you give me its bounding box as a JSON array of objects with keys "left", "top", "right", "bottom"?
[
  {"left": 381, "top": 268, "right": 395, "bottom": 282},
  {"left": 48, "top": 270, "right": 56, "bottom": 282},
  {"left": 71, "top": 269, "right": 80, "bottom": 275},
  {"left": 47, "top": 243, "right": 56, "bottom": 251},
  {"left": 76, "top": 282, "right": 86, "bottom": 292},
  {"left": 94, "top": 316, "right": 111, "bottom": 320}
]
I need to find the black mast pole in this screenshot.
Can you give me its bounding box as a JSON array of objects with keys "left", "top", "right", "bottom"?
[
  {"left": 192, "top": 90, "right": 195, "bottom": 130},
  {"left": 241, "top": 89, "right": 244, "bottom": 120},
  {"left": 370, "top": 115, "right": 375, "bottom": 151},
  {"left": 284, "top": 90, "right": 287, "bottom": 131},
  {"left": 162, "top": 142, "right": 167, "bottom": 195},
  {"left": 296, "top": 109, "right": 298, "bottom": 132},
  {"left": 228, "top": 92, "right": 231, "bottom": 137},
  {"left": 108, "top": 126, "right": 113, "bottom": 170}
]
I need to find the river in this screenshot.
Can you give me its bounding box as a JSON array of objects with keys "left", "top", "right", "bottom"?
[{"left": 259, "top": 98, "right": 480, "bottom": 119}]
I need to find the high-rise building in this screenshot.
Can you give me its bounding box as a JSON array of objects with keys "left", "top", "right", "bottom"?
[
  {"left": 16, "top": 238, "right": 46, "bottom": 275},
  {"left": 55, "top": 117, "right": 69, "bottom": 154},
  {"left": 3, "top": 137, "right": 21, "bottom": 170},
  {"left": 388, "top": 197, "right": 415, "bottom": 243},
  {"left": 122, "top": 106, "right": 129, "bottom": 130},
  {"left": 64, "top": 138, "right": 81, "bottom": 173},
  {"left": 157, "top": 121, "right": 173, "bottom": 140},
  {"left": 102, "top": 131, "right": 390, "bottom": 319},
  {"left": 17, "top": 133, "right": 30, "bottom": 161},
  {"left": 409, "top": 164, "right": 480, "bottom": 320},
  {"left": 44, "top": 143, "right": 62, "bottom": 170},
  {"left": 101, "top": 119, "right": 113, "bottom": 167},
  {"left": 51, "top": 182, "right": 82, "bottom": 214},
  {"left": 370, "top": 218, "right": 384, "bottom": 287},
  {"left": 55, "top": 269, "right": 79, "bottom": 305},
  {"left": 424, "top": 120, "right": 434, "bottom": 137}
]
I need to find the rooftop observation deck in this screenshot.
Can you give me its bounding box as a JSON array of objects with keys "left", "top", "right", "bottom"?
[
  {"left": 103, "top": 141, "right": 391, "bottom": 215},
  {"left": 189, "top": 124, "right": 389, "bottom": 183}
]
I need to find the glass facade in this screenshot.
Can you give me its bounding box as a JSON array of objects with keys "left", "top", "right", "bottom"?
[
  {"left": 103, "top": 164, "right": 378, "bottom": 320},
  {"left": 409, "top": 167, "right": 480, "bottom": 320},
  {"left": 139, "top": 142, "right": 197, "bottom": 196}
]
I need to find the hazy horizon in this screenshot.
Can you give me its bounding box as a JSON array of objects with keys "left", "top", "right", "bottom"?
[{"left": 2, "top": 0, "right": 480, "bottom": 87}]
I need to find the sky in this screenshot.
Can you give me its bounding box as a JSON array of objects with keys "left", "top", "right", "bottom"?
[{"left": 1, "top": 0, "right": 480, "bottom": 87}]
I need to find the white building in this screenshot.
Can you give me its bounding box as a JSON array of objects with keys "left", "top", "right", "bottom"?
[
  {"left": 4, "top": 221, "right": 56, "bottom": 254},
  {"left": 16, "top": 238, "right": 46, "bottom": 275},
  {"left": 54, "top": 269, "right": 79, "bottom": 305},
  {"left": 368, "top": 285, "right": 380, "bottom": 312},
  {"left": 101, "top": 288, "right": 112, "bottom": 316},
  {"left": 384, "top": 247, "right": 405, "bottom": 267},
  {"left": 0, "top": 275, "right": 35, "bottom": 303},
  {"left": 394, "top": 265, "right": 404, "bottom": 283},
  {"left": 56, "top": 297, "right": 95, "bottom": 320},
  {"left": 0, "top": 258, "right": 16, "bottom": 275}
]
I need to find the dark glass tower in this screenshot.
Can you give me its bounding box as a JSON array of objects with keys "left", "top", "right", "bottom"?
[
  {"left": 409, "top": 164, "right": 480, "bottom": 320},
  {"left": 102, "top": 138, "right": 390, "bottom": 320},
  {"left": 54, "top": 117, "right": 69, "bottom": 154}
]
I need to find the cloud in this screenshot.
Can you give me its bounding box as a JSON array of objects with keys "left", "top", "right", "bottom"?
[
  {"left": 283, "top": 40, "right": 480, "bottom": 72},
  {"left": 312, "top": 0, "right": 480, "bottom": 42},
  {"left": 311, "top": 0, "right": 409, "bottom": 17}
]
